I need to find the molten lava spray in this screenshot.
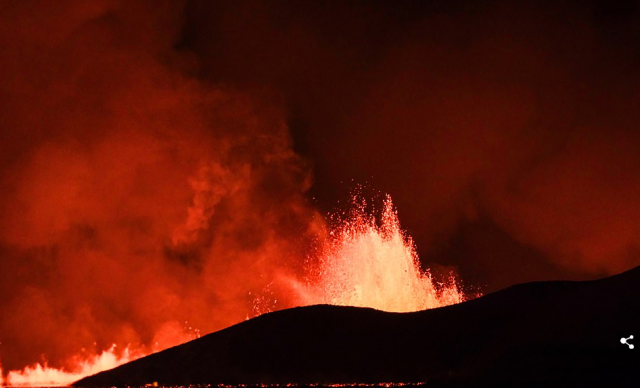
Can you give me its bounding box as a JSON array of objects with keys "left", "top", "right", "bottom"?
[
  {"left": 4, "top": 0, "right": 640, "bottom": 385},
  {"left": 296, "top": 194, "right": 465, "bottom": 312},
  {"left": 1, "top": 323, "right": 203, "bottom": 387},
  {"left": 0, "top": 193, "right": 467, "bottom": 387},
  {"left": 4, "top": 345, "right": 136, "bottom": 387}
]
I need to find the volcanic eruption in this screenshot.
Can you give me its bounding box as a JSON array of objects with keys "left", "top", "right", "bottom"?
[
  {"left": 1, "top": 190, "right": 467, "bottom": 386},
  {"left": 2, "top": 0, "right": 640, "bottom": 386},
  {"left": 293, "top": 194, "right": 465, "bottom": 312}
]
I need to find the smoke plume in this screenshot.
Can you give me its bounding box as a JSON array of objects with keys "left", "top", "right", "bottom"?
[
  {"left": 184, "top": 0, "right": 640, "bottom": 286},
  {"left": 2, "top": 0, "right": 640, "bottom": 375},
  {"left": 0, "top": 0, "right": 321, "bottom": 371}
]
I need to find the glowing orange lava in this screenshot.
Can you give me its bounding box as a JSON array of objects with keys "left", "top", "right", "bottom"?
[
  {"left": 3, "top": 345, "right": 138, "bottom": 387},
  {"left": 0, "top": 194, "right": 468, "bottom": 387},
  {"left": 295, "top": 194, "right": 466, "bottom": 312}
]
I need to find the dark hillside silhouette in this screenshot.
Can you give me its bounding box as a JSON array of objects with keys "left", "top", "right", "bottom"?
[{"left": 76, "top": 267, "right": 640, "bottom": 386}]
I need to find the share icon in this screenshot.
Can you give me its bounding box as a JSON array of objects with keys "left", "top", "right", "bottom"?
[{"left": 621, "top": 335, "right": 634, "bottom": 349}]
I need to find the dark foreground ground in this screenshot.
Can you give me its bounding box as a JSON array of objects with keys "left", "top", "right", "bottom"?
[{"left": 76, "top": 266, "right": 640, "bottom": 387}]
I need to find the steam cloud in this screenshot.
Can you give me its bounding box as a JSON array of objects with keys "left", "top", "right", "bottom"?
[
  {"left": 2, "top": 0, "right": 640, "bottom": 374},
  {"left": 0, "top": 0, "right": 321, "bottom": 371}
]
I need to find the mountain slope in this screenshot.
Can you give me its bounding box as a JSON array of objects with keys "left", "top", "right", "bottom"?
[{"left": 76, "top": 266, "right": 640, "bottom": 386}]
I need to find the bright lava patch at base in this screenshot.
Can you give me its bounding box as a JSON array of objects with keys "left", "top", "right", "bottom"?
[{"left": 0, "top": 195, "right": 469, "bottom": 387}]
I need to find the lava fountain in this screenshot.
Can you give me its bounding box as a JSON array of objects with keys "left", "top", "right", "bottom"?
[
  {"left": 1, "top": 194, "right": 468, "bottom": 387},
  {"left": 294, "top": 194, "right": 466, "bottom": 312}
]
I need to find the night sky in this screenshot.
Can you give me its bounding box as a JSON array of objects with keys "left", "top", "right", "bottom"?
[
  {"left": 2, "top": 0, "right": 640, "bottom": 373},
  {"left": 182, "top": 0, "right": 640, "bottom": 285}
]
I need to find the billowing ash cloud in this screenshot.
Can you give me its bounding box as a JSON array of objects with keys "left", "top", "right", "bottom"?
[
  {"left": 2, "top": 0, "right": 640, "bottom": 374},
  {"left": 0, "top": 0, "right": 321, "bottom": 371},
  {"left": 184, "top": 0, "right": 640, "bottom": 286}
]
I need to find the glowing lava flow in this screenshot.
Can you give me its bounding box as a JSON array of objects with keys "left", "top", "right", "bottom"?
[
  {"left": 3, "top": 345, "right": 139, "bottom": 387},
  {"left": 296, "top": 194, "right": 466, "bottom": 312},
  {"left": 0, "top": 194, "right": 467, "bottom": 387}
]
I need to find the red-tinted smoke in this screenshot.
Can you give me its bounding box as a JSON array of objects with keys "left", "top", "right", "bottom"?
[
  {"left": 2, "top": 0, "right": 640, "bottom": 374},
  {"left": 185, "top": 0, "right": 640, "bottom": 284},
  {"left": 0, "top": 0, "right": 322, "bottom": 371}
]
